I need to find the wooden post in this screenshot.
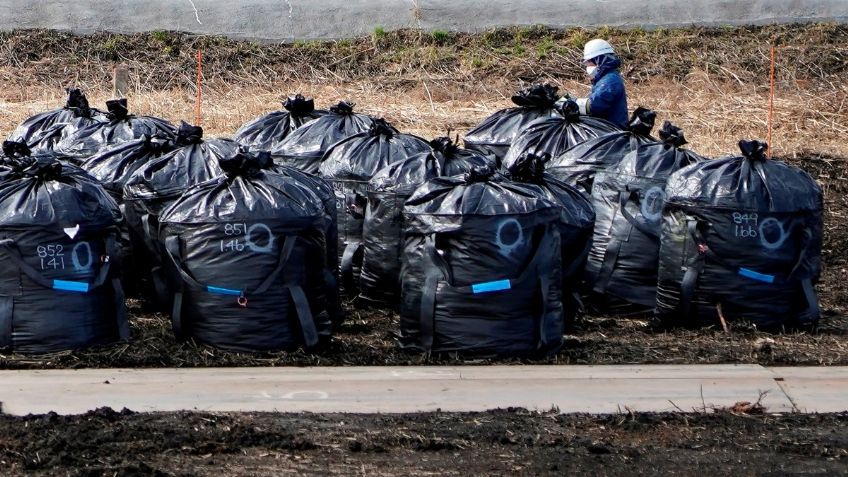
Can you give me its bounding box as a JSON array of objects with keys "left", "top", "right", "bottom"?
[{"left": 112, "top": 64, "right": 129, "bottom": 98}]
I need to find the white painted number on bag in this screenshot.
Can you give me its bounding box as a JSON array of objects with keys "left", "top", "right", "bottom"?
[{"left": 219, "top": 223, "right": 274, "bottom": 254}]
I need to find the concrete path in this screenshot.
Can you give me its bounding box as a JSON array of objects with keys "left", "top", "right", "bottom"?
[{"left": 1, "top": 365, "right": 845, "bottom": 416}]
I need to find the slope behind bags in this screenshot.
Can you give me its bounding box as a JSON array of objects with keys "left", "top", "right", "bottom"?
[
  {"left": 585, "top": 123, "right": 704, "bottom": 312},
  {"left": 270, "top": 101, "right": 375, "bottom": 174},
  {"left": 547, "top": 107, "right": 658, "bottom": 194},
  {"left": 318, "top": 118, "right": 430, "bottom": 294},
  {"left": 0, "top": 157, "right": 128, "bottom": 354},
  {"left": 159, "top": 151, "right": 332, "bottom": 352},
  {"left": 400, "top": 166, "right": 564, "bottom": 357},
  {"left": 464, "top": 83, "right": 561, "bottom": 163},
  {"left": 235, "top": 94, "right": 327, "bottom": 152},
  {"left": 500, "top": 99, "right": 621, "bottom": 171},
  {"left": 656, "top": 140, "right": 823, "bottom": 330},
  {"left": 360, "top": 137, "right": 494, "bottom": 305}
]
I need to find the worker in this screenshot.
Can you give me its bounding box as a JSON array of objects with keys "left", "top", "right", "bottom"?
[{"left": 573, "top": 39, "right": 629, "bottom": 127}]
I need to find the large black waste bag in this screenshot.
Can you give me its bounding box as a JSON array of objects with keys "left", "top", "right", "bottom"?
[
  {"left": 1, "top": 141, "right": 102, "bottom": 185},
  {"left": 503, "top": 152, "right": 595, "bottom": 329},
  {"left": 123, "top": 123, "right": 240, "bottom": 310},
  {"left": 55, "top": 98, "right": 177, "bottom": 164},
  {"left": 10, "top": 88, "right": 108, "bottom": 153},
  {"left": 399, "top": 166, "right": 564, "bottom": 357},
  {"left": 235, "top": 94, "right": 327, "bottom": 152},
  {"left": 360, "top": 137, "right": 494, "bottom": 304},
  {"left": 585, "top": 122, "right": 705, "bottom": 312},
  {"left": 159, "top": 151, "right": 332, "bottom": 352},
  {"left": 464, "top": 84, "right": 561, "bottom": 162},
  {"left": 547, "top": 107, "right": 658, "bottom": 194},
  {"left": 318, "top": 119, "right": 430, "bottom": 294},
  {"left": 655, "top": 140, "right": 822, "bottom": 330},
  {"left": 82, "top": 136, "right": 175, "bottom": 202},
  {"left": 270, "top": 101, "right": 375, "bottom": 174},
  {"left": 267, "top": 163, "right": 343, "bottom": 324},
  {"left": 501, "top": 100, "right": 621, "bottom": 171},
  {"left": 82, "top": 136, "right": 176, "bottom": 297},
  {"left": 0, "top": 156, "right": 128, "bottom": 354}
]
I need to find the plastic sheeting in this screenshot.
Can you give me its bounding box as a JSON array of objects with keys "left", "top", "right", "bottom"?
[
  {"left": 503, "top": 152, "right": 595, "bottom": 329},
  {"left": 585, "top": 122, "right": 705, "bottom": 312},
  {"left": 82, "top": 136, "right": 175, "bottom": 297},
  {"left": 360, "top": 137, "right": 494, "bottom": 304},
  {"left": 55, "top": 98, "right": 177, "bottom": 164},
  {"left": 547, "top": 107, "right": 657, "bottom": 194},
  {"left": 235, "top": 94, "right": 327, "bottom": 152},
  {"left": 399, "top": 166, "right": 564, "bottom": 357},
  {"left": 159, "top": 151, "right": 332, "bottom": 352},
  {"left": 656, "top": 140, "right": 822, "bottom": 330},
  {"left": 318, "top": 119, "right": 430, "bottom": 294},
  {"left": 270, "top": 101, "right": 375, "bottom": 174},
  {"left": 501, "top": 100, "right": 621, "bottom": 171},
  {"left": 0, "top": 156, "right": 128, "bottom": 354},
  {"left": 464, "top": 84, "right": 561, "bottom": 163},
  {"left": 268, "top": 163, "right": 343, "bottom": 325},
  {"left": 9, "top": 88, "right": 108, "bottom": 153},
  {"left": 123, "top": 122, "right": 241, "bottom": 310}
]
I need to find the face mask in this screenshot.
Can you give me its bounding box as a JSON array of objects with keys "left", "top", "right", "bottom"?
[{"left": 586, "top": 65, "right": 597, "bottom": 76}]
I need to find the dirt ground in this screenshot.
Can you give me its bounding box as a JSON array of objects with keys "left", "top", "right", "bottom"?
[{"left": 0, "top": 408, "right": 846, "bottom": 476}]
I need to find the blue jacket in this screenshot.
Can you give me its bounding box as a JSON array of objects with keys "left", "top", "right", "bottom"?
[{"left": 588, "top": 54, "right": 629, "bottom": 128}]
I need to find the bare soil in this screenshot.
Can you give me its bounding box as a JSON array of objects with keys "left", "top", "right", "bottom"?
[{"left": 1, "top": 408, "right": 846, "bottom": 476}]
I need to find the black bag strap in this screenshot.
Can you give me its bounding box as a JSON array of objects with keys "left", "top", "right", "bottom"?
[
  {"left": 164, "top": 234, "right": 318, "bottom": 347},
  {"left": 164, "top": 234, "right": 297, "bottom": 299},
  {"left": 0, "top": 233, "right": 117, "bottom": 293},
  {"left": 340, "top": 241, "right": 362, "bottom": 294},
  {"left": 418, "top": 225, "right": 558, "bottom": 352},
  {"left": 0, "top": 296, "right": 12, "bottom": 349},
  {"left": 618, "top": 190, "right": 661, "bottom": 240},
  {"left": 112, "top": 278, "right": 130, "bottom": 340},
  {"left": 680, "top": 219, "right": 820, "bottom": 323}
]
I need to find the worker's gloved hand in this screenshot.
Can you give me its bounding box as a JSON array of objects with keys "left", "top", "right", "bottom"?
[
  {"left": 555, "top": 98, "right": 580, "bottom": 117},
  {"left": 554, "top": 93, "right": 572, "bottom": 106},
  {"left": 575, "top": 98, "right": 590, "bottom": 115}
]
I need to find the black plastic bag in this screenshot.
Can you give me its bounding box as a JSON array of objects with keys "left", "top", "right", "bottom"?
[
  {"left": 268, "top": 163, "right": 343, "bottom": 325},
  {"left": 464, "top": 84, "right": 561, "bottom": 162},
  {"left": 547, "top": 107, "right": 658, "bottom": 194},
  {"left": 82, "top": 136, "right": 175, "bottom": 297},
  {"left": 318, "top": 119, "right": 430, "bottom": 294},
  {"left": 399, "top": 166, "right": 564, "bottom": 357},
  {"left": 123, "top": 122, "right": 241, "bottom": 310},
  {"left": 159, "top": 151, "right": 332, "bottom": 352},
  {"left": 0, "top": 156, "right": 128, "bottom": 354},
  {"left": 585, "top": 122, "right": 705, "bottom": 312},
  {"left": 656, "top": 140, "right": 822, "bottom": 330},
  {"left": 503, "top": 152, "right": 595, "bottom": 329},
  {"left": 501, "top": 100, "right": 621, "bottom": 171},
  {"left": 235, "top": 94, "right": 327, "bottom": 152},
  {"left": 10, "top": 88, "right": 108, "bottom": 153},
  {"left": 55, "top": 98, "right": 177, "bottom": 164},
  {"left": 270, "top": 101, "right": 375, "bottom": 174},
  {"left": 360, "top": 137, "right": 494, "bottom": 304}
]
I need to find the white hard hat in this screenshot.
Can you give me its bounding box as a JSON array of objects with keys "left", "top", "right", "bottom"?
[{"left": 583, "top": 39, "right": 615, "bottom": 62}]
